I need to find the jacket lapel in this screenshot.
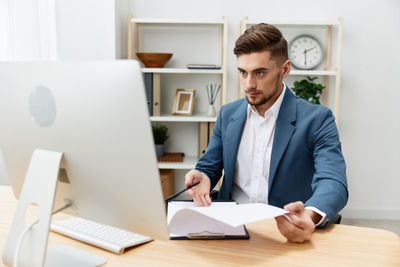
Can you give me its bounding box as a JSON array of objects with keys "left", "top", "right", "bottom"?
[
  {"left": 224, "top": 100, "right": 247, "bottom": 184},
  {"left": 268, "top": 88, "right": 297, "bottom": 193}
]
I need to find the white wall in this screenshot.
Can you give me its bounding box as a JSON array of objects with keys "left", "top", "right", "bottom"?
[
  {"left": 56, "top": 0, "right": 115, "bottom": 60},
  {"left": 0, "top": 0, "right": 116, "bottom": 186},
  {"left": 127, "top": 0, "right": 400, "bottom": 219},
  {"left": 115, "top": 0, "right": 131, "bottom": 59}
]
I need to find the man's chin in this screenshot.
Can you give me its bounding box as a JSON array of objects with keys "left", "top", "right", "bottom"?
[{"left": 246, "top": 96, "right": 267, "bottom": 106}]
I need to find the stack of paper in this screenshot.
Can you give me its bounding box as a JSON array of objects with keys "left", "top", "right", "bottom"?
[{"left": 167, "top": 201, "right": 288, "bottom": 239}]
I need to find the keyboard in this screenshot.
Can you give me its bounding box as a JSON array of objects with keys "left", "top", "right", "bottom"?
[{"left": 50, "top": 218, "right": 153, "bottom": 254}]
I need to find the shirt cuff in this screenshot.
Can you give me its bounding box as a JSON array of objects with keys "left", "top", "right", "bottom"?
[{"left": 305, "top": 206, "right": 328, "bottom": 227}]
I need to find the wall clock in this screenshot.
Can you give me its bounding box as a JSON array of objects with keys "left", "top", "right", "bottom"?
[{"left": 288, "top": 35, "right": 324, "bottom": 70}]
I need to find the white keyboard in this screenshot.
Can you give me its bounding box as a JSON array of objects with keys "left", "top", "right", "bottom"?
[{"left": 50, "top": 218, "right": 153, "bottom": 254}]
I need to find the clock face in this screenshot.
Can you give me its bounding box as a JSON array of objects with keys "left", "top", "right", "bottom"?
[{"left": 289, "top": 35, "right": 324, "bottom": 70}]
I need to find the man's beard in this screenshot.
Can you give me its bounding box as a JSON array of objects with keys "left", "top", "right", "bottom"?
[{"left": 245, "top": 86, "right": 279, "bottom": 107}]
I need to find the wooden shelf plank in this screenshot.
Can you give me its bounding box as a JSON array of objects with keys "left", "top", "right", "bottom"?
[
  {"left": 246, "top": 19, "right": 339, "bottom": 26},
  {"left": 150, "top": 115, "right": 217, "bottom": 122},
  {"left": 141, "top": 68, "right": 223, "bottom": 74},
  {"left": 158, "top": 156, "right": 198, "bottom": 169},
  {"left": 290, "top": 70, "right": 337, "bottom": 76},
  {"left": 131, "top": 18, "right": 225, "bottom": 25}
]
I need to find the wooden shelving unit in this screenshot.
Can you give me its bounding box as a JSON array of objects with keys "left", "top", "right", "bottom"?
[
  {"left": 239, "top": 17, "right": 343, "bottom": 120},
  {"left": 127, "top": 15, "right": 228, "bottom": 169}
]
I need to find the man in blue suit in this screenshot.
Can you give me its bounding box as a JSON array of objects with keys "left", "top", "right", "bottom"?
[{"left": 185, "top": 23, "right": 348, "bottom": 243}]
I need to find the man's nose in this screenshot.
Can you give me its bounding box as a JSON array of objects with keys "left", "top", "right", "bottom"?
[{"left": 245, "top": 74, "right": 256, "bottom": 91}]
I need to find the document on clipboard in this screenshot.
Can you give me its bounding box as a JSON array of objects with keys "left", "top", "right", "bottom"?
[{"left": 167, "top": 201, "right": 288, "bottom": 240}]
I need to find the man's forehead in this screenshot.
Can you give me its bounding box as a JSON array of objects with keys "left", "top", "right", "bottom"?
[{"left": 237, "top": 51, "right": 278, "bottom": 70}]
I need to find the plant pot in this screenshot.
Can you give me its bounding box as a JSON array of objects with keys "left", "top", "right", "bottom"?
[{"left": 155, "top": 144, "right": 164, "bottom": 158}]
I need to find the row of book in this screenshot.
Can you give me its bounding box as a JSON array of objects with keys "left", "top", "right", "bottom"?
[{"left": 144, "top": 73, "right": 153, "bottom": 116}]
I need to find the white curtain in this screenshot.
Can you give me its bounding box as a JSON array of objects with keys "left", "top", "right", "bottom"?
[{"left": 0, "top": 0, "right": 58, "bottom": 61}]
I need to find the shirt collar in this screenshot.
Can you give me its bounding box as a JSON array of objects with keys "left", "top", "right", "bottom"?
[{"left": 247, "top": 83, "right": 287, "bottom": 119}]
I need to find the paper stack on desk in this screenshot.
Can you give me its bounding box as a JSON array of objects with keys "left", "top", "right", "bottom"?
[{"left": 167, "top": 201, "right": 288, "bottom": 239}]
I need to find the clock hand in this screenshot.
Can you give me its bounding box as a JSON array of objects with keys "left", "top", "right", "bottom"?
[
  {"left": 305, "top": 46, "right": 317, "bottom": 53},
  {"left": 304, "top": 50, "right": 307, "bottom": 66},
  {"left": 302, "top": 46, "right": 316, "bottom": 66}
]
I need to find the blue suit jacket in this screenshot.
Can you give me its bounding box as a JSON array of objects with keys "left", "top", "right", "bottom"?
[{"left": 195, "top": 88, "right": 348, "bottom": 221}]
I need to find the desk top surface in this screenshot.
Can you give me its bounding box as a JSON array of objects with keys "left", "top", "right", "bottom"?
[{"left": 0, "top": 185, "right": 399, "bottom": 266}]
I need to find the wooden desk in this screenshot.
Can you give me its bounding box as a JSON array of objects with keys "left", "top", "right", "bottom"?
[{"left": 1, "top": 185, "right": 399, "bottom": 266}]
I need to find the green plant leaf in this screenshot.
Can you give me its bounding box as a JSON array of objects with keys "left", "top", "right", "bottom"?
[
  {"left": 152, "top": 124, "right": 169, "bottom": 144},
  {"left": 291, "top": 77, "right": 325, "bottom": 105}
]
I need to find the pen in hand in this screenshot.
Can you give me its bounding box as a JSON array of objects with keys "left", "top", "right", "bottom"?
[{"left": 165, "top": 181, "right": 201, "bottom": 202}]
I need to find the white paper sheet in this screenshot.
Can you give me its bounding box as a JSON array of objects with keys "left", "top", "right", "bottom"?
[{"left": 167, "top": 201, "right": 289, "bottom": 237}]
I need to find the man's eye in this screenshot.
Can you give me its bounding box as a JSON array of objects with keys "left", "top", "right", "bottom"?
[
  {"left": 239, "top": 70, "right": 247, "bottom": 76},
  {"left": 256, "top": 71, "right": 265, "bottom": 77}
]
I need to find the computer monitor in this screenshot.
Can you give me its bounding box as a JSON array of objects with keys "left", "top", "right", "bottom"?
[{"left": 0, "top": 61, "right": 170, "bottom": 241}]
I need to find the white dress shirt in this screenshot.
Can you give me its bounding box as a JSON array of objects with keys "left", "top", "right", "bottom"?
[{"left": 231, "top": 85, "right": 327, "bottom": 226}]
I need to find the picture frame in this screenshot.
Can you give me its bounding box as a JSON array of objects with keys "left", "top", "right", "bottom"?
[{"left": 172, "top": 89, "right": 196, "bottom": 116}]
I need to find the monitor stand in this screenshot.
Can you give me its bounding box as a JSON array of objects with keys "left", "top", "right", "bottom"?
[{"left": 2, "top": 149, "right": 106, "bottom": 267}]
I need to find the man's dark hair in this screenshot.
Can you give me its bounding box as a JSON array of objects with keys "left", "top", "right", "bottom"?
[{"left": 234, "top": 23, "right": 288, "bottom": 65}]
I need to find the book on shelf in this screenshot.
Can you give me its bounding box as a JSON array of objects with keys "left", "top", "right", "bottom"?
[{"left": 144, "top": 73, "right": 153, "bottom": 115}]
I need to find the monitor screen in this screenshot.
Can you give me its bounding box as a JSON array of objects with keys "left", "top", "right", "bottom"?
[{"left": 0, "top": 61, "right": 169, "bottom": 240}]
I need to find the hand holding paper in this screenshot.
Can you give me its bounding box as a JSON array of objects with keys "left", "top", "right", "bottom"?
[{"left": 275, "top": 201, "right": 316, "bottom": 243}]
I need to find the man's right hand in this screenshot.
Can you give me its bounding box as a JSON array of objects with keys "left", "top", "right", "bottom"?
[{"left": 184, "top": 169, "right": 212, "bottom": 207}]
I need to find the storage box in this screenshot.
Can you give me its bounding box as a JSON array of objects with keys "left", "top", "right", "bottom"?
[{"left": 159, "top": 169, "right": 174, "bottom": 199}]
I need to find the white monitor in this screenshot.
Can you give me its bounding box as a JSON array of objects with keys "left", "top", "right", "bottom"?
[{"left": 0, "top": 61, "right": 170, "bottom": 240}]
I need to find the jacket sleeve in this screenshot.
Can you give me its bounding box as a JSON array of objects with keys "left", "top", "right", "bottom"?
[
  {"left": 305, "top": 109, "right": 349, "bottom": 221},
  {"left": 195, "top": 106, "right": 224, "bottom": 190}
]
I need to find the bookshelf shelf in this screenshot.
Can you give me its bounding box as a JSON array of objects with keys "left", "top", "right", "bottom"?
[
  {"left": 142, "top": 68, "right": 223, "bottom": 74},
  {"left": 246, "top": 19, "right": 339, "bottom": 26},
  {"left": 150, "top": 115, "right": 217, "bottom": 122},
  {"left": 290, "top": 70, "right": 337, "bottom": 76},
  {"left": 131, "top": 18, "right": 225, "bottom": 25},
  {"left": 158, "top": 156, "right": 198, "bottom": 169}
]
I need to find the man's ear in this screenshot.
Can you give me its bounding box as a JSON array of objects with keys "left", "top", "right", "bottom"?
[{"left": 281, "top": 60, "right": 291, "bottom": 78}]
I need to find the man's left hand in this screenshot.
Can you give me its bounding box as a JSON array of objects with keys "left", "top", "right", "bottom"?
[{"left": 274, "top": 201, "right": 320, "bottom": 243}]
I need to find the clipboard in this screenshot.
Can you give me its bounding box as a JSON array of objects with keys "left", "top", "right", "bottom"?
[{"left": 167, "top": 200, "right": 250, "bottom": 240}]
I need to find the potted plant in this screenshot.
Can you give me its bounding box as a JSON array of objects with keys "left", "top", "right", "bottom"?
[
  {"left": 152, "top": 124, "right": 169, "bottom": 157},
  {"left": 291, "top": 76, "right": 325, "bottom": 105}
]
